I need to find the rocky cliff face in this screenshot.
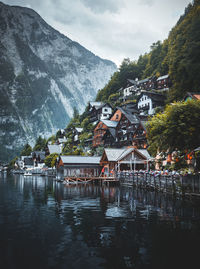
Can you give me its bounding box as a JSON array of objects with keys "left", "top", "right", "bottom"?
[{"left": 0, "top": 2, "right": 116, "bottom": 162}]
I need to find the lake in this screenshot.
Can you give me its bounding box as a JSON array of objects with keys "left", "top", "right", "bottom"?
[{"left": 0, "top": 173, "right": 199, "bottom": 269}]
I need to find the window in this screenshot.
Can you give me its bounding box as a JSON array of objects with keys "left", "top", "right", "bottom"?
[{"left": 116, "top": 114, "right": 119, "bottom": 120}]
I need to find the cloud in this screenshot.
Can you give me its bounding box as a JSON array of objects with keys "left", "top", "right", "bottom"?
[
  {"left": 3, "top": 0, "right": 192, "bottom": 66},
  {"left": 138, "top": 0, "right": 155, "bottom": 7},
  {"left": 80, "top": 0, "right": 123, "bottom": 14}
]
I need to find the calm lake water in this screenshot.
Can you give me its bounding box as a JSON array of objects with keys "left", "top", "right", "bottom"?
[{"left": 0, "top": 174, "right": 199, "bottom": 269}]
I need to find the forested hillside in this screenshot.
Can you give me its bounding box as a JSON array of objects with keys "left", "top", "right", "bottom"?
[{"left": 96, "top": 0, "right": 200, "bottom": 103}]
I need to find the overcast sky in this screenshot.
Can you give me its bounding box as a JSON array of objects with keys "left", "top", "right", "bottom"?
[{"left": 3, "top": 0, "right": 191, "bottom": 66}]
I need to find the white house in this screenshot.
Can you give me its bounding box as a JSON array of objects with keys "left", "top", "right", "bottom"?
[
  {"left": 137, "top": 92, "right": 165, "bottom": 115},
  {"left": 100, "top": 105, "right": 112, "bottom": 120}
]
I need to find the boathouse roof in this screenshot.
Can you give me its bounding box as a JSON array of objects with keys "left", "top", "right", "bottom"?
[
  {"left": 104, "top": 148, "right": 126, "bottom": 162},
  {"left": 102, "top": 148, "right": 152, "bottom": 163},
  {"left": 60, "top": 156, "right": 101, "bottom": 164}
]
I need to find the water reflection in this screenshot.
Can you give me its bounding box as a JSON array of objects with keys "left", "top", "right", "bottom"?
[{"left": 0, "top": 174, "right": 199, "bottom": 269}]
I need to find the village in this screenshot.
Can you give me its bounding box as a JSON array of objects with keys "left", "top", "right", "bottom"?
[{"left": 8, "top": 73, "right": 200, "bottom": 197}]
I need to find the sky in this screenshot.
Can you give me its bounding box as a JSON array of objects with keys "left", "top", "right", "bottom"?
[{"left": 3, "top": 0, "right": 191, "bottom": 66}]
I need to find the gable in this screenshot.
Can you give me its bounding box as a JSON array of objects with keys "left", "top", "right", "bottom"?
[
  {"left": 110, "top": 109, "right": 122, "bottom": 121},
  {"left": 117, "top": 148, "right": 148, "bottom": 162},
  {"left": 94, "top": 121, "right": 107, "bottom": 132},
  {"left": 100, "top": 150, "right": 109, "bottom": 164}
]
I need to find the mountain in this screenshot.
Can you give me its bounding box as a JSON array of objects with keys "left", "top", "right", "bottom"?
[{"left": 0, "top": 1, "right": 117, "bottom": 162}]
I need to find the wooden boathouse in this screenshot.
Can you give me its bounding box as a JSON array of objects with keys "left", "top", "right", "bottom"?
[
  {"left": 57, "top": 156, "right": 102, "bottom": 180},
  {"left": 100, "top": 147, "right": 153, "bottom": 176}
]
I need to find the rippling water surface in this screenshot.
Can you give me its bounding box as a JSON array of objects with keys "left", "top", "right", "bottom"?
[{"left": 0, "top": 174, "right": 199, "bottom": 269}]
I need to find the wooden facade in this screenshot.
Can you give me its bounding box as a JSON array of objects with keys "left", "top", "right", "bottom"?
[
  {"left": 100, "top": 147, "right": 152, "bottom": 174},
  {"left": 57, "top": 156, "right": 101, "bottom": 179},
  {"left": 93, "top": 107, "right": 148, "bottom": 149},
  {"left": 132, "top": 123, "right": 148, "bottom": 149},
  {"left": 93, "top": 121, "right": 109, "bottom": 147},
  {"left": 157, "top": 74, "right": 172, "bottom": 90}
]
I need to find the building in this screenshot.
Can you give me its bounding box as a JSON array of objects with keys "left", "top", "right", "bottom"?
[
  {"left": 73, "top": 127, "right": 83, "bottom": 145},
  {"left": 88, "top": 102, "right": 112, "bottom": 123},
  {"left": 48, "top": 144, "right": 62, "bottom": 155},
  {"left": 184, "top": 92, "right": 200, "bottom": 101},
  {"left": 93, "top": 120, "right": 118, "bottom": 147},
  {"left": 110, "top": 107, "right": 145, "bottom": 147},
  {"left": 123, "top": 79, "right": 139, "bottom": 101},
  {"left": 132, "top": 121, "right": 148, "bottom": 149},
  {"left": 100, "top": 147, "right": 152, "bottom": 175},
  {"left": 156, "top": 74, "right": 171, "bottom": 91},
  {"left": 137, "top": 91, "right": 165, "bottom": 115},
  {"left": 57, "top": 156, "right": 101, "bottom": 179}
]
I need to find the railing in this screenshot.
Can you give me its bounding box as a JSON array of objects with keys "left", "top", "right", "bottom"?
[{"left": 116, "top": 171, "right": 200, "bottom": 196}]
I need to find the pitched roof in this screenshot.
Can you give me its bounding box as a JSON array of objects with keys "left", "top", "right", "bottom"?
[
  {"left": 89, "top": 102, "right": 104, "bottom": 109},
  {"left": 48, "top": 145, "right": 62, "bottom": 154},
  {"left": 157, "top": 74, "right": 169, "bottom": 81},
  {"left": 75, "top": 127, "right": 83, "bottom": 133},
  {"left": 184, "top": 92, "right": 200, "bottom": 100},
  {"left": 137, "top": 149, "right": 152, "bottom": 159},
  {"left": 138, "top": 78, "right": 149, "bottom": 84},
  {"left": 104, "top": 148, "right": 126, "bottom": 161},
  {"left": 127, "top": 79, "right": 137, "bottom": 85},
  {"left": 101, "top": 120, "right": 118, "bottom": 128},
  {"left": 117, "top": 107, "right": 140, "bottom": 124},
  {"left": 60, "top": 156, "right": 101, "bottom": 164},
  {"left": 116, "top": 148, "right": 152, "bottom": 161},
  {"left": 58, "top": 137, "right": 67, "bottom": 143}
]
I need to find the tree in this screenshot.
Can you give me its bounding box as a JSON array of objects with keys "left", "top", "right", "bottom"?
[
  {"left": 20, "top": 143, "right": 32, "bottom": 156},
  {"left": 44, "top": 153, "right": 58, "bottom": 167},
  {"left": 146, "top": 100, "right": 200, "bottom": 156},
  {"left": 166, "top": 0, "right": 200, "bottom": 101},
  {"left": 33, "top": 136, "right": 47, "bottom": 151}
]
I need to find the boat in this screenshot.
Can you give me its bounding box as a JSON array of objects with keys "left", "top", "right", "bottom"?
[{"left": 24, "top": 171, "right": 33, "bottom": 176}]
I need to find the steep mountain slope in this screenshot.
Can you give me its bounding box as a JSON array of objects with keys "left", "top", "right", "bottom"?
[{"left": 0, "top": 2, "right": 116, "bottom": 162}]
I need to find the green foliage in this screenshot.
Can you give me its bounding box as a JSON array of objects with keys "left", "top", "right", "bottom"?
[
  {"left": 8, "top": 156, "right": 18, "bottom": 170},
  {"left": 166, "top": 0, "right": 200, "bottom": 101},
  {"left": 44, "top": 153, "right": 58, "bottom": 167},
  {"left": 96, "top": 0, "right": 200, "bottom": 105},
  {"left": 47, "top": 135, "right": 56, "bottom": 144},
  {"left": 146, "top": 100, "right": 200, "bottom": 156},
  {"left": 20, "top": 143, "right": 32, "bottom": 156},
  {"left": 143, "top": 41, "right": 167, "bottom": 78},
  {"left": 73, "top": 106, "right": 79, "bottom": 120},
  {"left": 96, "top": 58, "right": 142, "bottom": 103},
  {"left": 62, "top": 145, "right": 85, "bottom": 156},
  {"left": 33, "top": 136, "right": 47, "bottom": 151}
]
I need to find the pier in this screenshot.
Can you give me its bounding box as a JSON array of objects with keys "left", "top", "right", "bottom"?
[
  {"left": 63, "top": 176, "right": 119, "bottom": 185},
  {"left": 117, "top": 171, "right": 200, "bottom": 197}
]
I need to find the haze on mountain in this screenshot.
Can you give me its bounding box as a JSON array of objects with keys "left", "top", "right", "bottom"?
[{"left": 0, "top": 1, "right": 117, "bottom": 162}]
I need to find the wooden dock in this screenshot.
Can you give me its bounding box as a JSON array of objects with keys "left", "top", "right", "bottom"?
[
  {"left": 117, "top": 171, "right": 200, "bottom": 197},
  {"left": 63, "top": 176, "right": 119, "bottom": 185}
]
